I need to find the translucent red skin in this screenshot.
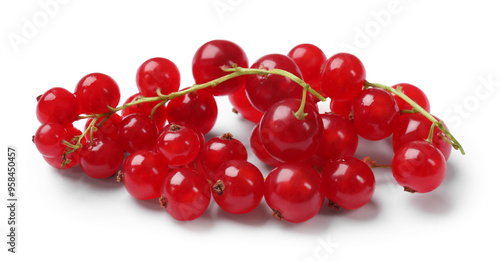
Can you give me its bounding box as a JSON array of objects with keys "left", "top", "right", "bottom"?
[
  {"left": 36, "top": 87, "right": 79, "bottom": 126},
  {"left": 161, "top": 169, "right": 211, "bottom": 221},
  {"left": 391, "top": 83, "right": 430, "bottom": 112},
  {"left": 329, "top": 99, "right": 352, "bottom": 120},
  {"left": 315, "top": 113, "right": 358, "bottom": 161},
  {"left": 260, "top": 99, "right": 324, "bottom": 162},
  {"left": 212, "top": 160, "right": 264, "bottom": 214},
  {"left": 249, "top": 124, "right": 283, "bottom": 167},
  {"left": 287, "top": 43, "right": 327, "bottom": 94},
  {"left": 199, "top": 135, "right": 248, "bottom": 179},
  {"left": 320, "top": 53, "right": 366, "bottom": 101},
  {"left": 245, "top": 54, "right": 304, "bottom": 112},
  {"left": 228, "top": 85, "right": 263, "bottom": 124},
  {"left": 392, "top": 113, "right": 452, "bottom": 160},
  {"left": 136, "top": 57, "right": 180, "bottom": 97},
  {"left": 122, "top": 151, "right": 170, "bottom": 200},
  {"left": 34, "top": 122, "right": 68, "bottom": 157},
  {"left": 352, "top": 88, "right": 400, "bottom": 141},
  {"left": 74, "top": 73, "right": 120, "bottom": 114},
  {"left": 116, "top": 113, "right": 158, "bottom": 154},
  {"left": 156, "top": 125, "right": 201, "bottom": 167},
  {"left": 392, "top": 141, "right": 447, "bottom": 193},
  {"left": 80, "top": 137, "right": 124, "bottom": 179},
  {"left": 84, "top": 113, "right": 122, "bottom": 142},
  {"left": 322, "top": 157, "right": 375, "bottom": 210},
  {"left": 42, "top": 125, "right": 83, "bottom": 169},
  {"left": 121, "top": 93, "right": 168, "bottom": 130},
  {"left": 192, "top": 39, "right": 248, "bottom": 96},
  {"left": 264, "top": 162, "right": 324, "bottom": 223},
  {"left": 165, "top": 90, "right": 218, "bottom": 135}
]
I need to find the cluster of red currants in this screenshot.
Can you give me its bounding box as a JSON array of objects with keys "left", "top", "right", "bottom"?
[{"left": 33, "top": 40, "right": 463, "bottom": 223}]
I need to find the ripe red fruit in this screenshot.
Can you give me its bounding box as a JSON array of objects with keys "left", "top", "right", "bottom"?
[
  {"left": 392, "top": 113, "right": 452, "bottom": 160},
  {"left": 136, "top": 57, "right": 181, "bottom": 97},
  {"left": 249, "top": 124, "right": 283, "bottom": 167},
  {"left": 79, "top": 137, "right": 124, "bottom": 179},
  {"left": 34, "top": 122, "right": 68, "bottom": 157},
  {"left": 74, "top": 73, "right": 120, "bottom": 114},
  {"left": 351, "top": 88, "right": 400, "bottom": 140},
  {"left": 122, "top": 151, "right": 170, "bottom": 200},
  {"left": 199, "top": 133, "right": 247, "bottom": 179},
  {"left": 212, "top": 160, "right": 264, "bottom": 214},
  {"left": 192, "top": 39, "right": 248, "bottom": 96},
  {"left": 159, "top": 168, "right": 211, "bottom": 221},
  {"left": 116, "top": 113, "right": 158, "bottom": 154},
  {"left": 264, "top": 162, "right": 324, "bottom": 223},
  {"left": 259, "top": 99, "right": 323, "bottom": 162},
  {"left": 245, "top": 54, "right": 304, "bottom": 112},
  {"left": 315, "top": 113, "right": 358, "bottom": 161},
  {"left": 287, "top": 43, "right": 327, "bottom": 95},
  {"left": 228, "top": 85, "right": 263, "bottom": 123},
  {"left": 391, "top": 83, "right": 430, "bottom": 112},
  {"left": 321, "top": 53, "right": 366, "bottom": 101},
  {"left": 392, "top": 141, "right": 447, "bottom": 193},
  {"left": 165, "top": 89, "right": 218, "bottom": 134},
  {"left": 322, "top": 157, "right": 376, "bottom": 210},
  {"left": 156, "top": 124, "right": 201, "bottom": 167},
  {"left": 36, "top": 87, "right": 79, "bottom": 126}
]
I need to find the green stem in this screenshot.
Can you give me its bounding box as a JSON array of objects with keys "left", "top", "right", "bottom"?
[
  {"left": 294, "top": 88, "right": 309, "bottom": 120},
  {"left": 365, "top": 81, "right": 465, "bottom": 155}
]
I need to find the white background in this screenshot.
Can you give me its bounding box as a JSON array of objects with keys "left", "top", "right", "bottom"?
[{"left": 1, "top": 0, "right": 499, "bottom": 260}]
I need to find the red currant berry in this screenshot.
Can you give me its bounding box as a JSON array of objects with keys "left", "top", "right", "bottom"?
[
  {"left": 260, "top": 99, "right": 323, "bottom": 162},
  {"left": 315, "top": 113, "right": 358, "bottom": 161},
  {"left": 228, "top": 85, "right": 263, "bottom": 124},
  {"left": 42, "top": 125, "right": 83, "bottom": 169},
  {"left": 159, "top": 168, "right": 211, "bottom": 221},
  {"left": 245, "top": 54, "right": 304, "bottom": 112},
  {"left": 287, "top": 43, "right": 327, "bottom": 94},
  {"left": 156, "top": 124, "right": 201, "bottom": 167},
  {"left": 391, "top": 83, "right": 430, "bottom": 112},
  {"left": 34, "top": 122, "right": 68, "bottom": 157},
  {"left": 212, "top": 160, "right": 264, "bottom": 214},
  {"left": 351, "top": 88, "right": 400, "bottom": 140},
  {"left": 322, "top": 157, "right": 375, "bottom": 210},
  {"left": 116, "top": 113, "right": 158, "bottom": 154},
  {"left": 329, "top": 99, "right": 352, "bottom": 120},
  {"left": 121, "top": 93, "right": 168, "bottom": 130},
  {"left": 74, "top": 73, "right": 120, "bottom": 114},
  {"left": 80, "top": 137, "right": 124, "bottom": 179},
  {"left": 36, "top": 87, "right": 79, "bottom": 126},
  {"left": 264, "top": 162, "right": 324, "bottom": 223},
  {"left": 122, "top": 150, "right": 170, "bottom": 200},
  {"left": 199, "top": 133, "right": 247, "bottom": 179},
  {"left": 392, "top": 141, "right": 446, "bottom": 193},
  {"left": 165, "top": 89, "right": 218, "bottom": 134},
  {"left": 321, "top": 53, "right": 366, "bottom": 101},
  {"left": 249, "top": 124, "right": 283, "bottom": 167},
  {"left": 392, "top": 113, "right": 452, "bottom": 160},
  {"left": 84, "top": 113, "right": 122, "bottom": 142},
  {"left": 192, "top": 39, "right": 248, "bottom": 96},
  {"left": 136, "top": 57, "right": 181, "bottom": 97}
]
